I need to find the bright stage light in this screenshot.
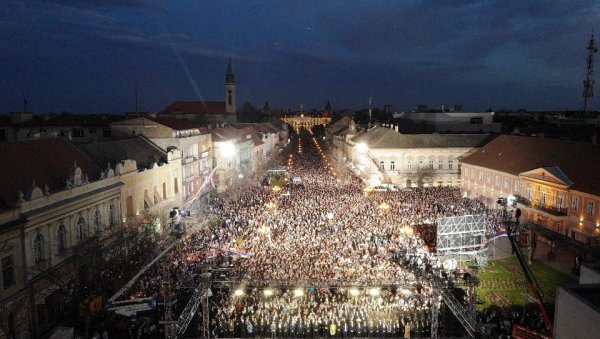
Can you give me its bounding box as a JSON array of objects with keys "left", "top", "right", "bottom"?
[
  {"left": 264, "top": 289, "right": 273, "bottom": 297},
  {"left": 368, "top": 287, "right": 380, "bottom": 297},
  {"left": 293, "top": 288, "right": 304, "bottom": 297},
  {"left": 234, "top": 289, "right": 244, "bottom": 297},
  {"left": 349, "top": 288, "right": 360, "bottom": 297}
]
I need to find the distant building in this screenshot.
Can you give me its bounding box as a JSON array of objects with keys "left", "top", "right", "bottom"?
[
  {"left": 398, "top": 112, "right": 501, "bottom": 133},
  {"left": 346, "top": 125, "right": 494, "bottom": 187},
  {"left": 280, "top": 103, "right": 332, "bottom": 130},
  {"left": 159, "top": 59, "right": 237, "bottom": 125},
  {"left": 0, "top": 112, "right": 117, "bottom": 143}
]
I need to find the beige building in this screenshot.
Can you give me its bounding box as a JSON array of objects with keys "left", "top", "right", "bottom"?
[
  {"left": 111, "top": 117, "right": 213, "bottom": 205},
  {"left": 347, "top": 125, "right": 494, "bottom": 187},
  {"left": 77, "top": 137, "right": 183, "bottom": 229},
  {"left": 461, "top": 135, "right": 600, "bottom": 244},
  {"left": 0, "top": 138, "right": 123, "bottom": 337}
]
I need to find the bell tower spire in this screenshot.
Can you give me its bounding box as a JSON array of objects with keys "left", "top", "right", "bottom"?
[{"left": 225, "top": 58, "right": 236, "bottom": 115}]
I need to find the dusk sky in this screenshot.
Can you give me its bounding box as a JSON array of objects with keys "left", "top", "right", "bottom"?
[{"left": 1, "top": 0, "right": 599, "bottom": 114}]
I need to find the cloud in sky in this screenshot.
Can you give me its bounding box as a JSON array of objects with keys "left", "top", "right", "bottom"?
[{"left": 0, "top": 0, "right": 599, "bottom": 113}]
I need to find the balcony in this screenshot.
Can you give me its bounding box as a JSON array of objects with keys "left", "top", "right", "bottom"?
[{"left": 517, "top": 196, "right": 568, "bottom": 216}]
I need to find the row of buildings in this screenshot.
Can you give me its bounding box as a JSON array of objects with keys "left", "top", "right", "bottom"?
[
  {"left": 330, "top": 118, "right": 600, "bottom": 248},
  {"left": 0, "top": 113, "right": 285, "bottom": 338}
]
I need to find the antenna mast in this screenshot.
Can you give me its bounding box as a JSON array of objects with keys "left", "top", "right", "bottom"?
[{"left": 583, "top": 31, "right": 598, "bottom": 115}]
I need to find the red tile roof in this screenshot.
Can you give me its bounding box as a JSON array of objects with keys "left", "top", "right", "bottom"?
[
  {"left": 0, "top": 138, "right": 101, "bottom": 208},
  {"left": 161, "top": 101, "right": 226, "bottom": 115},
  {"left": 461, "top": 134, "right": 600, "bottom": 196}
]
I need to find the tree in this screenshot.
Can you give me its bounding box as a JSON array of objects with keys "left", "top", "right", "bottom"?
[{"left": 238, "top": 101, "right": 261, "bottom": 123}]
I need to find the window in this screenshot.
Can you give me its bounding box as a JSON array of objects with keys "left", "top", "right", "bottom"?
[
  {"left": 495, "top": 175, "right": 500, "bottom": 187},
  {"left": 419, "top": 161, "right": 423, "bottom": 169},
  {"left": 379, "top": 161, "right": 385, "bottom": 170},
  {"left": 57, "top": 225, "right": 66, "bottom": 253},
  {"left": 72, "top": 128, "right": 84, "bottom": 138},
  {"left": 587, "top": 200, "right": 596, "bottom": 216},
  {"left": 33, "top": 234, "right": 44, "bottom": 264},
  {"left": 109, "top": 204, "right": 115, "bottom": 226},
  {"left": 407, "top": 161, "right": 412, "bottom": 170},
  {"left": 390, "top": 161, "right": 395, "bottom": 171},
  {"left": 526, "top": 186, "right": 532, "bottom": 199},
  {"left": 77, "top": 217, "right": 86, "bottom": 242},
  {"left": 572, "top": 196, "right": 579, "bottom": 211},
  {"left": 504, "top": 177, "right": 510, "bottom": 189},
  {"left": 557, "top": 195, "right": 564, "bottom": 209},
  {"left": 470, "top": 168, "right": 475, "bottom": 179},
  {"left": 103, "top": 128, "right": 111, "bottom": 137},
  {"left": 429, "top": 160, "right": 434, "bottom": 170},
  {"left": 448, "top": 160, "right": 454, "bottom": 170},
  {"left": 2, "top": 255, "right": 15, "bottom": 288},
  {"left": 88, "top": 128, "right": 97, "bottom": 134},
  {"left": 486, "top": 173, "right": 491, "bottom": 184},
  {"left": 541, "top": 190, "right": 547, "bottom": 205},
  {"left": 478, "top": 171, "right": 483, "bottom": 181},
  {"left": 470, "top": 117, "right": 483, "bottom": 124},
  {"left": 94, "top": 210, "right": 102, "bottom": 233}
]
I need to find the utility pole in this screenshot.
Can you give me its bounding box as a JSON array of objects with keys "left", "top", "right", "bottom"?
[
  {"left": 583, "top": 31, "right": 598, "bottom": 115},
  {"left": 368, "top": 97, "right": 372, "bottom": 129}
]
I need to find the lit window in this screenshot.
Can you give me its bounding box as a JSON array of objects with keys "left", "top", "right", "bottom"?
[
  {"left": 429, "top": 160, "right": 434, "bottom": 170},
  {"left": 407, "top": 161, "right": 412, "bottom": 170},
  {"left": 504, "top": 177, "right": 510, "bottom": 189},
  {"left": 390, "top": 161, "right": 395, "bottom": 171},
  {"left": 587, "top": 200, "right": 596, "bottom": 216},
  {"left": 478, "top": 171, "right": 483, "bottom": 181},
  {"left": 495, "top": 175, "right": 500, "bottom": 187},
  {"left": 572, "top": 196, "right": 579, "bottom": 211}
]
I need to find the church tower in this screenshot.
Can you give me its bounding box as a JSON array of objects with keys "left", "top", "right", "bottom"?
[{"left": 225, "top": 59, "right": 236, "bottom": 114}]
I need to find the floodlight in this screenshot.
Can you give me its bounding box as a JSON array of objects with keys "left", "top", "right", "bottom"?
[
  {"left": 234, "top": 289, "right": 244, "bottom": 297},
  {"left": 264, "top": 289, "right": 273, "bottom": 297},
  {"left": 293, "top": 288, "right": 304, "bottom": 297},
  {"left": 349, "top": 288, "right": 360, "bottom": 297},
  {"left": 368, "top": 287, "right": 380, "bottom": 296}
]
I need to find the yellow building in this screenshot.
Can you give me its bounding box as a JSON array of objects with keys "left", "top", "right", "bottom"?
[
  {"left": 77, "top": 136, "right": 184, "bottom": 229},
  {"left": 461, "top": 135, "right": 600, "bottom": 245}
]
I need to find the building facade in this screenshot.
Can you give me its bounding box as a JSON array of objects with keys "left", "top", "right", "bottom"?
[
  {"left": 461, "top": 135, "right": 600, "bottom": 244},
  {"left": 0, "top": 138, "right": 123, "bottom": 338},
  {"left": 347, "top": 125, "right": 494, "bottom": 187}
]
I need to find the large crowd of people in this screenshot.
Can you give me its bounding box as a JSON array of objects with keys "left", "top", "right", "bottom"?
[{"left": 101, "top": 127, "right": 548, "bottom": 338}]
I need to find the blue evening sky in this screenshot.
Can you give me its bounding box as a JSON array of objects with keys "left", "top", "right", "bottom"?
[{"left": 1, "top": 0, "right": 599, "bottom": 113}]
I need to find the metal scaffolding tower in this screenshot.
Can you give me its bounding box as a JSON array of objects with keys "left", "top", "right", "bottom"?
[
  {"left": 173, "top": 272, "right": 211, "bottom": 338},
  {"left": 432, "top": 276, "right": 483, "bottom": 338}
]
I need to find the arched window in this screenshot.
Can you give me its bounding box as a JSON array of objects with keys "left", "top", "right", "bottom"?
[
  {"left": 77, "top": 217, "right": 86, "bottom": 242},
  {"left": 57, "top": 225, "right": 67, "bottom": 253},
  {"left": 109, "top": 204, "right": 115, "bottom": 226},
  {"left": 33, "top": 234, "right": 44, "bottom": 264},
  {"left": 94, "top": 209, "right": 102, "bottom": 233}
]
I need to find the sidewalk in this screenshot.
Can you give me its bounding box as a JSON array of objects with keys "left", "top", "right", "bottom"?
[{"left": 490, "top": 236, "right": 578, "bottom": 277}]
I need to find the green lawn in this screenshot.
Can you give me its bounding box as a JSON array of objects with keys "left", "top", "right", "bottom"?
[{"left": 477, "top": 256, "right": 577, "bottom": 310}]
